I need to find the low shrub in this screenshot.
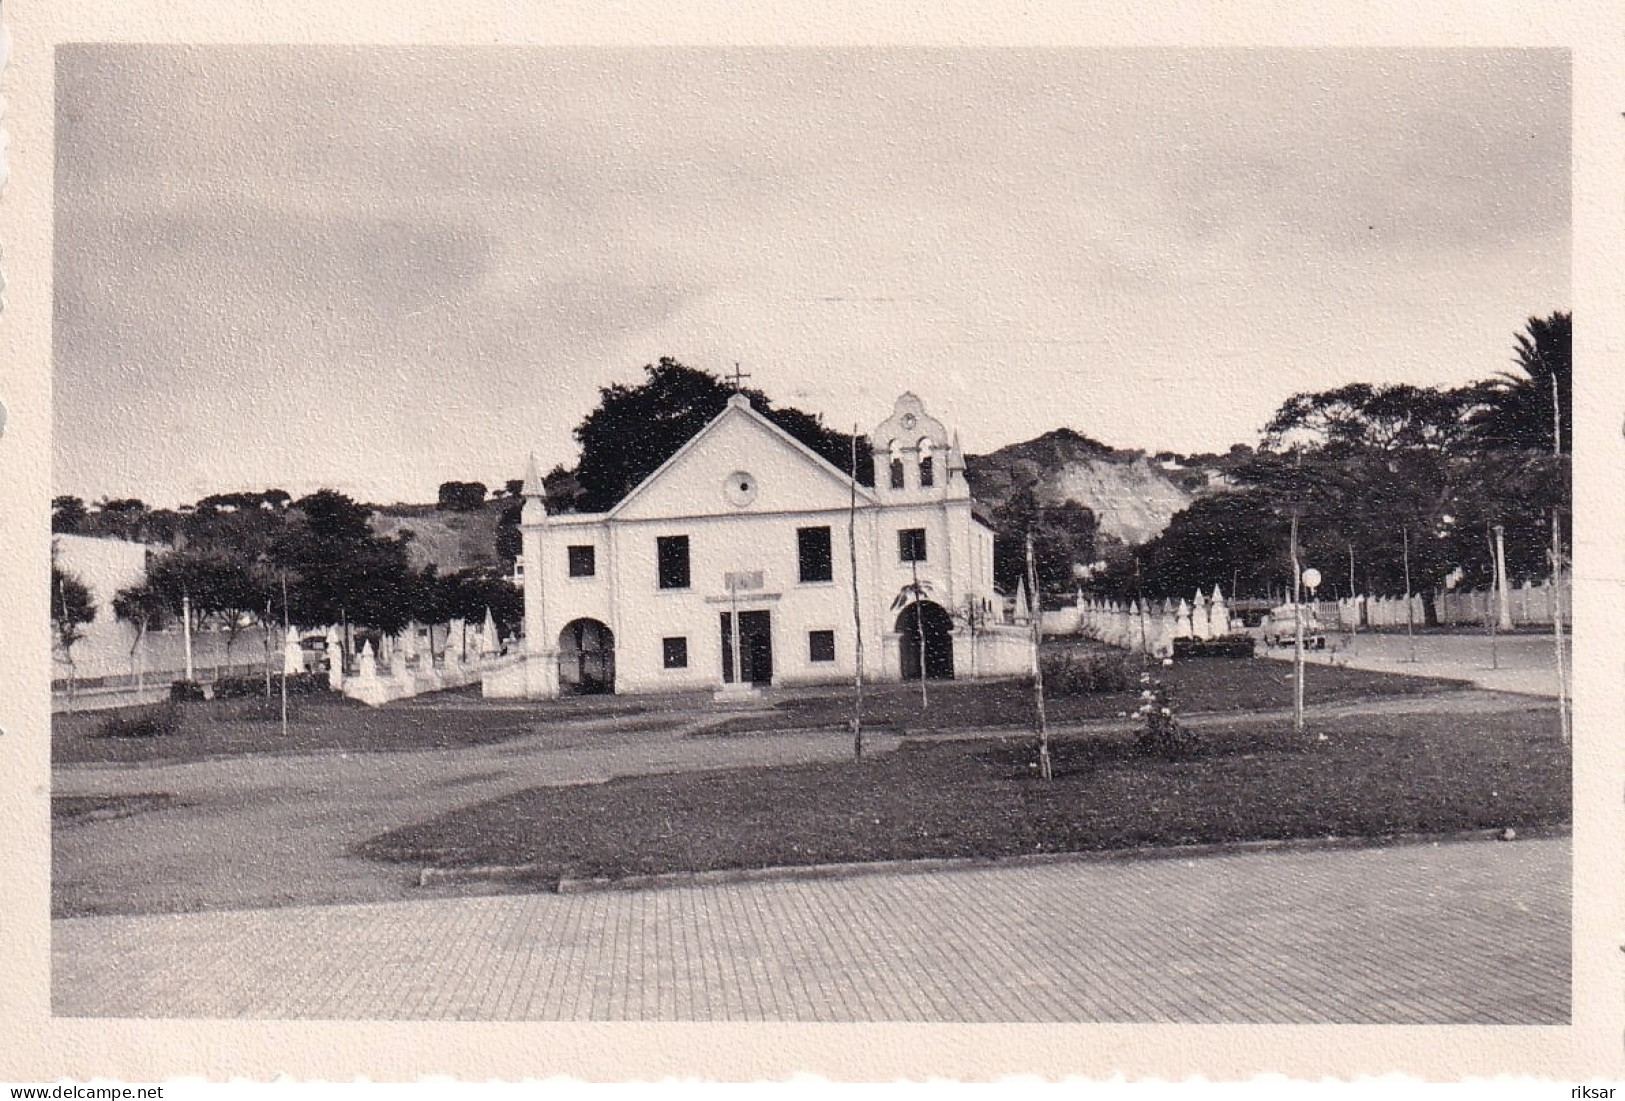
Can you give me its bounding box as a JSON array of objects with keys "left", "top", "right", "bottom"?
[
  {"left": 1042, "top": 650, "right": 1134, "bottom": 696},
  {"left": 1132, "top": 670, "right": 1200, "bottom": 758},
  {"left": 169, "top": 680, "right": 207, "bottom": 702},
  {"left": 97, "top": 703, "right": 184, "bottom": 739},
  {"left": 228, "top": 697, "right": 287, "bottom": 722},
  {"left": 1171, "top": 634, "right": 1256, "bottom": 659},
  {"left": 211, "top": 672, "right": 331, "bottom": 699}
]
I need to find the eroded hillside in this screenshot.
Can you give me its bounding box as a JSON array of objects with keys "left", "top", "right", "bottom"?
[{"left": 965, "top": 429, "right": 1213, "bottom": 546}]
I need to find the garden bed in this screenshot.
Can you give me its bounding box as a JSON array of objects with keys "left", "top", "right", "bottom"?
[
  {"left": 358, "top": 707, "right": 1568, "bottom": 881},
  {"left": 705, "top": 654, "right": 1465, "bottom": 737}
]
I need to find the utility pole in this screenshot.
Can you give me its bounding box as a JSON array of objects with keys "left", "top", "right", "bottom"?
[
  {"left": 182, "top": 589, "right": 194, "bottom": 683},
  {"left": 280, "top": 571, "right": 290, "bottom": 736},
  {"left": 1027, "top": 531, "right": 1052, "bottom": 780},
  {"left": 1487, "top": 525, "right": 1503, "bottom": 671},
  {"left": 1493, "top": 523, "right": 1513, "bottom": 631},
  {"left": 1552, "top": 372, "right": 1569, "bottom": 743},
  {"left": 1291, "top": 512, "right": 1304, "bottom": 735},
  {"left": 911, "top": 555, "right": 927, "bottom": 708},
  {"left": 848, "top": 429, "right": 864, "bottom": 760},
  {"left": 1348, "top": 542, "right": 1358, "bottom": 648},
  {"left": 1402, "top": 525, "right": 1416, "bottom": 664}
]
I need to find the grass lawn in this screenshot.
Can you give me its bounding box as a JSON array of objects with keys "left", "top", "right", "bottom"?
[
  {"left": 358, "top": 705, "right": 1568, "bottom": 880},
  {"left": 50, "top": 693, "right": 664, "bottom": 767},
  {"left": 54, "top": 643, "right": 1467, "bottom": 766},
  {"left": 711, "top": 651, "right": 1466, "bottom": 737}
]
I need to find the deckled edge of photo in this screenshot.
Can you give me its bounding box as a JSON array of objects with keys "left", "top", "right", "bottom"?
[{"left": 0, "top": 0, "right": 1620, "bottom": 1086}]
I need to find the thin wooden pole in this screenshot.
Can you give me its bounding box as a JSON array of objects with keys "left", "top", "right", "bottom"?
[
  {"left": 1487, "top": 525, "right": 1504, "bottom": 670},
  {"left": 1027, "top": 531, "right": 1051, "bottom": 779},
  {"left": 1348, "top": 542, "right": 1358, "bottom": 645},
  {"left": 182, "top": 590, "right": 195, "bottom": 682},
  {"left": 280, "top": 571, "right": 290, "bottom": 736},
  {"left": 1554, "top": 508, "right": 1568, "bottom": 743},
  {"left": 912, "top": 556, "right": 927, "bottom": 708},
  {"left": 1402, "top": 525, "right": 1416, "bottom": 664},
  {"left": 1291, "top": 512, "right": 1304, "bottom": 735},
  {"left": 849, "top": 429, "right": 864, "bottom": 760},
  {"left": 1552, "top": 372, "right": 1569, "bottom": 742}
]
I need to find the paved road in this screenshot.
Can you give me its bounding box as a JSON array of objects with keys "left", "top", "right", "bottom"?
[
  {"left": 53, "top": 836, "right": 1569, "bottom": 1023},
  {"left": 1261, "top": 631, "right": 1566, "bottom": 697}
]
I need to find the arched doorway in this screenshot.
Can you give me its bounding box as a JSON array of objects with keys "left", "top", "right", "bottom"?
[
  {"left": 896, "top": 600, "right": 955, "bottom": 681},
  {"left": 558, "top": 618, "right": 615, "bottom": 694}
]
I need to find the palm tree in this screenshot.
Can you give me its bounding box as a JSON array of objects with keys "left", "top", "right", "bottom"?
[
  {"left": 891, "top": 573, "right": 934, "bottom": 706},
  {"left": 1471, "top": 312, "right": 1571, "bottom": 453}
]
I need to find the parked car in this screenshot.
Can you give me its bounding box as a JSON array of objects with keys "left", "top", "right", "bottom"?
[{"left": 1259, "top": 604, "right": 1326, "bottom": 649}]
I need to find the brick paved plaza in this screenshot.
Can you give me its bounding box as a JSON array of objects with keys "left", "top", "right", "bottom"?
[{"left": 53, "top": 835, "right": 1569, "bottom": 1022}]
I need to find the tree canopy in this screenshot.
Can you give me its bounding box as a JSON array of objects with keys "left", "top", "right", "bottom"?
[
  {"left": 1470, "top": 311, "right": 1571, "bottom": 454},
  {"left": 990, "top": 488, "right": 1099, "bottom": 598},
  {"left": 564, "top": 358, "right": 874, "bottom": 513},
  {"left": 1091, "top": 312, "right": 1571, "bottom": 615},
  {"left": 51, "top": 557, "right": 96, "bottom": 671}
]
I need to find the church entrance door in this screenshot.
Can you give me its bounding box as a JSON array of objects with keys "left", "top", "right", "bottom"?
[
  {"left": 720, "top": 610, "right": 773, "bottom": 685},
  {"left": 897, "top": 600, "right": 955, "bottom": 681},
  {"left": 558, "top": 618, "right": 615, "bottom": 695}
]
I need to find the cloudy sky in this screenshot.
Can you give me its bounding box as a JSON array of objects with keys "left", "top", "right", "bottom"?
[{"left": 54, "top": 47, "right": 1569, "bottom": 507}]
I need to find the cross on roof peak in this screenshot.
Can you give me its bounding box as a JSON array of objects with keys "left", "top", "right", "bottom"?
[{"left": 726, "top": 362, "right": 753, "bottom": 392}]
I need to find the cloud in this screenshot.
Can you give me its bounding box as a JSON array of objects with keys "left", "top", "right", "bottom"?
[{"left": 53, "top": 46, "right": 1569, "bottom": 505}]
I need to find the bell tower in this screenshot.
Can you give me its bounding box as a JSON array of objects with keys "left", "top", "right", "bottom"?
[{"left": 869, "top": 393, "right": 968, "bottom": 501}]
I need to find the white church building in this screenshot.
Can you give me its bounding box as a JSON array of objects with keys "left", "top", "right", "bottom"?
[{"left": 483, "top": 392, "right": 1035, "bottom": 699}]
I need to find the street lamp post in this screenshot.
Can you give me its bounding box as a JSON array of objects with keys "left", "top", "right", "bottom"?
[{"left": 1296, "top": 566, "right": 1321, "bottom": 735}]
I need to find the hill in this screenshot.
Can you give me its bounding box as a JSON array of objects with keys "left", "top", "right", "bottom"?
[
  {"left": 965, "top": 428, "right": 1214, "bottom": 546},
  {"left": 365, "top": 428, "right": 1223, "bottom": 566},
  {"left": 369, "top": 500, "right": 510, "bottom": 574}
]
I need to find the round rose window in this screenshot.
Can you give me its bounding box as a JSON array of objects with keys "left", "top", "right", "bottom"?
[{"left": 723, "top": 471, "right": 758, "bottom": 507}]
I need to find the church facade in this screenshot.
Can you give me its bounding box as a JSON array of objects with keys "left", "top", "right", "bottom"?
[{"left": 483, "top": 392, "right": 1035, "bottom": 699}]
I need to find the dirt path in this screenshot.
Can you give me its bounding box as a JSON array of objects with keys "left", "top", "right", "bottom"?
[{"left": 53, "top": 722, "right": 901, "bottom": 918}]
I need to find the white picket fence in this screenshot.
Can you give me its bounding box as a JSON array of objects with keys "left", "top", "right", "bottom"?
[
  {"left": 1320, "top": 577, "right": 1568, "bottom": 630},
  {"left": 1062, "top": 587, "right": 1237, "bottom": 658},
  {"left": 1051, "top": 575, "right": 1568, "bottom": 656},
  {"left": 54, "top": 615, "right": 512, "bottom": 708}
]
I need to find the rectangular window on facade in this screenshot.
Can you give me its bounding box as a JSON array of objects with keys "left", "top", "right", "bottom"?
[
  {"left": 657, "top": 535, "right": 690, "bottom": 589},
  {"left": 808, "top": 629, "right": 836, "bottom": 663},
  {"left": 662, "top": 636, "right": 688, "bottom": 669},
  {"left": 797, "top": 526, "right": 833, "bottom": 583},
  {"left": 890, "top": 458, "right": 905, "bottom": 489},
  {"left": 567, "top": 545, "right": 595, "bottom": 577},
  {"left": 919, "top": 457, "right": 934, "bottom": 487},
  {"left": 899, "top": 527, "right": 927, "bottom": 563}
]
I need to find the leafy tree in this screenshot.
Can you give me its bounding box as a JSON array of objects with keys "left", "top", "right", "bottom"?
[
  {"left": 1236, "top": 380, "right": 1558, "bottom": 620},
  {"left": 271, "top": 490, "right": 416, "bottom": 634},
  {"left": 1470, "top": 311, "right": 1571, "bottom": 454},
  {"left": 434, "top": 569, "right": 524, "bottom": 637},
  {"left": 569, "top": 358, "right": 873, "bottom": 512},
  {"left": 437, "top": 481, "right": 488, "bottom": 512},
  {"left": 1101, "top": 490, "right": 1289, "bottom": 603},
  {"left": 990, "top": 488, "right": 1099, "bottom": 598},
  {"left": 52, "top": 496, "right": 87, "bottom": 534},
  {"left": 112, "top": 582, "right": 172, "bottom": 691},
  {"left": 147, "top": 550, "right": 266, "bottom": 668},
  {"left": 494, "top": 500, "right": 523, "bottom": 564},
  {"left": 51, "top": 557, "right": 96, "bottom": 693},
  {"left": 542, "top": 464, "right": 582, "bottom": 515},
  {"left": 502, "top": 479, "right": 525, "bottom": 498}
]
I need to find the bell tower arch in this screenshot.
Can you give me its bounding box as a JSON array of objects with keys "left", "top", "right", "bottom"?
[{"left": 869, "top": 393, "right": 967, "bottom": 500}]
